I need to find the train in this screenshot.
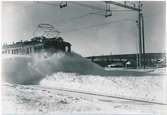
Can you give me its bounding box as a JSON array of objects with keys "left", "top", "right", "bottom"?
[{"left": 2, "top": 36, "right": 71, "bottom": 55}]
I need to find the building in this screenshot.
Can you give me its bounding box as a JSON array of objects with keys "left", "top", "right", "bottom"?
[{"left": 86, "top": 53, "right": 167, "bottom": 68}]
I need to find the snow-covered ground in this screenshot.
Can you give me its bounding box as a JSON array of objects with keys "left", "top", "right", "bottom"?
[
  {"left": 2, "top": 82, "right": 166, "bottom": 114},
  {"left": 40, "top": 72, "right": 166, "bottom": 103},
  {"left": 1, "top": 52, "right": 167, "bottom": 114}
]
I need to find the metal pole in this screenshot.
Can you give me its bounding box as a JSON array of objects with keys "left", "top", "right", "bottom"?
[
  {"left": 138, "top": 12, "right": 142, "bottom": 68},
  {"left": 141, "top": 14, "right": 145, "bottom": 69}
]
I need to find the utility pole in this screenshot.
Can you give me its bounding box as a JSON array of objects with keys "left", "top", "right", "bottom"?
[
  {"left": 141, "top": 13, "right": 145, "bottom": 69},
  {"left": 138, "top": 1, "right": 142, "bottom": 68},
  {"left": 138, "top": 2, "right": 145, "bottom": 69},
  {"left": 104, "top": 1, "right": 145, "bottom": 69}
]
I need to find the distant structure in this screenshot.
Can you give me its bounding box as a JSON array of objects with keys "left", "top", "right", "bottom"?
[
  {"left": 87, "top": 53, "right": 167, "bottom": 68},
  {"left": 2, "top": 36, "right": 71, "bottom": 55}
]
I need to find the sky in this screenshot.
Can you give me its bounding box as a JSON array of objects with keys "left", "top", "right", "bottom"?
[{"left": 2, "top": 1, "right": 166, "bottom": 57}]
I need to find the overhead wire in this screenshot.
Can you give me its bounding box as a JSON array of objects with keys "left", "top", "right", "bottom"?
[
  {"left": 71, "top": 2, "right": 135, "bottom": 12},
  {"left": 62, "top": 18, "right": 137, "bottom": 34},
  {"left": 33, "top": 1, "right": 143, "bottom": 37},
  {"left": 33, "top": 1, "right": 145, "bottom": 35},
  {"left": 35, "top": 1, "right": 106, "bottom": 25},
  {"left": 54, "top": 11, "right": 104, "bottom": 25},
  {"left": 34, "top": 1, "right": 137, "bottom": 27},
  {"left": 70, "top": 1, "right": 105, "bottom": 11},
  {"left": 34, "top": 2, "right": 138, "bottom": 34},
  {"left": 36, "top": 1, "right": 60, "bottom": 7}
]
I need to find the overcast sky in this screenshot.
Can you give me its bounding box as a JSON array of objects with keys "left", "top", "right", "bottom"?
[{"left": 2, "top": 1, "right": 166, "bottom": 57}]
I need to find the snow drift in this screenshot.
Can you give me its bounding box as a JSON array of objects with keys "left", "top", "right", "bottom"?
[
  {"left": 2, "top": 52, "right": 164, "bottom": 85},
  {"left": 40, "top": 72, "right": 166, "bottom": 103},
  {"left": 2, "top": 52, "right": 107, "bottom": 84}
]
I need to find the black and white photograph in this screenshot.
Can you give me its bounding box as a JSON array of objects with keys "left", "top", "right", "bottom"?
[{"left": 1, "top": 1, "right": 167, "bottom": 115}]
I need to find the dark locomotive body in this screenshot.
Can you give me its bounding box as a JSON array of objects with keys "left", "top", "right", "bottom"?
[{"left": 2, "top": 36, "right": 71, "bottom": 55}]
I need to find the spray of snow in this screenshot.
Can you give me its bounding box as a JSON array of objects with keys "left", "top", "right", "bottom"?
[
  {"left": 2, "top": 52, "right": 107, "bottom": 84},
  {"left": 2, "top": 51, "right": 157, "bottom": 84}
]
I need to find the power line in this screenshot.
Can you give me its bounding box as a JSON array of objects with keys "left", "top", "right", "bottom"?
[
  {"left": 36, "top": 1, "right": 135, "bottom": 17},
  {"left": 36, "top": 1, "right": 134, "bottom": 12},
  {"left": 55, "top": 11, "right": 105, "bottom": 25},
  {"left": 36, "top": 1, "right": 60, "bottom": 7},
  {"left": 54, "top": 10, "right": 137, "bottom": 26},
  {"left": 33, "top": 1, "right": 138, "bottom": 31},
  {"left": 62, "top": 18, "right": 136, "bottom": 34},
  {"left": 70, "top": 2, "right": 105, "bottom": 11}
]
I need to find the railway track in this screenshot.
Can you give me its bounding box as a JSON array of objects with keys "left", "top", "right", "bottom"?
[
  {"left": 3, "top": 83, "right": 166, "bottom": 106},
  {"left": 33, "top": 85, "right": 166, "bottom": 106}
]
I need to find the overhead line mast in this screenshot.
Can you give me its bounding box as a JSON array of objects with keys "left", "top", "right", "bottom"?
[
  {"left": 105, "top": 1, "right": 145, "bottom": 68},
  {"left": 105, "top": 1, "right": 141, "bottom": 11}
]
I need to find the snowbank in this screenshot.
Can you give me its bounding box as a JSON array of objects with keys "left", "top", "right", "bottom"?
[
  {"left": 40, "top": 72, "right": 166, "bottom": 103},
  {"left": 2, "top": 52, "right": 106, "bottom": 84},
  {"left": 2, "top": 52, "right": 163, "bottom": 85},
  {"left": 2, "top": 83, "right": 166, "bottom": 114},
  {"left": 2, "top": 83, "right": 100, "bottom": 114}
]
